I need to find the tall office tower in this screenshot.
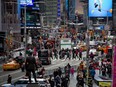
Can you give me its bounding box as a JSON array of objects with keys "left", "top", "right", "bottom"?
[
  {"left": 68, "top": 0, "right": 76, "bottom": 21},
  {"left": 44, "top": 0, "right": 61, "bottom": 27},
  {"left": 1, "top": 0, "right": 20, "bottom": 32},
  {"left": 0, "top": 0, "right": 21, "bottom": 49}
]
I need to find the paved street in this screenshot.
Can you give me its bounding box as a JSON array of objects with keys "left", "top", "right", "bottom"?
[
  {"left": 0, "top": 59, "right": 82, "bottom": 85},
  {"left": 0, "top": 58, "right": 99, "bottom": 87}
]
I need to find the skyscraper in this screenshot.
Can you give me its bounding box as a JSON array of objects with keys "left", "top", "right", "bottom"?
[{"left": 44, "top": 0, "right": 61, "bottom": 27}]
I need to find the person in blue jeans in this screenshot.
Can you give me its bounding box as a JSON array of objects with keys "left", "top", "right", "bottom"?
[{"left": 90, "top": 68, "right": 96, "bottom": 80}]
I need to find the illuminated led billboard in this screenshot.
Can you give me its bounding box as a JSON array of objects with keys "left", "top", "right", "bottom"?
[
  {"left": 88, "top": 0, "right": 112, "bottom": 17},
  {"left": 20, "top": 0, "right": 33, "bottom": 5}
]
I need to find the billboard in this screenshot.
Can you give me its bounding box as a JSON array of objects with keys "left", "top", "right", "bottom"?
[
  {"left": 57, "top": 0, "right": 61, "bottom": 17},
  {"left": 65, "top": 0, "right": 69, "bottom": 19},
  {"left": 65, "top": 0, "right": 69, "bottom": 11},
  {"left": 88, "top": 0, "right": 112, "bottom": 17},
  {"left": 20, "top": 0, "right": 34, "bottom": 6}
]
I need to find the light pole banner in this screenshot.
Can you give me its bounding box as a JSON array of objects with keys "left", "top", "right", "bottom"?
[{"left": 112, "top": 46, "right": 116, "bottom": 87}]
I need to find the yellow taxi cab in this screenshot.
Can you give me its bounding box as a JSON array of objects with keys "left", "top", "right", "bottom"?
[{"left": 2, "top": 58, "right": 20, "bottom": 71}]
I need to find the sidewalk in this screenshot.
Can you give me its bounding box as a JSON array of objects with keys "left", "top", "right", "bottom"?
[{"left": 69, "top": 73, "right": 98, "bottom": 87}]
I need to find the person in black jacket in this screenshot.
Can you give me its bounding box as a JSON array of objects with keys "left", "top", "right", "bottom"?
[
  {"left": 25, "top": 52, "right": 38, "bottom": 83},
  {"left": 61, "top": 74, "right": 69, "bottom": 87},
  {"left": 7, "top": 74, "right": 12, "bottom": 84},
  {"left": 76, "top": 72, "right": 84, "bottom": 87},
  {"left": 58, "top": 67, "right": 62, "bottom": 77},
  {"left": 49, "top": 76, "right": 55, "bottom": 87}
]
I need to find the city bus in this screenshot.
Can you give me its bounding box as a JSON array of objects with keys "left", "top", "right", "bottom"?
[{"left": 38, "top": 49, "right": 51, "bottom": 65}]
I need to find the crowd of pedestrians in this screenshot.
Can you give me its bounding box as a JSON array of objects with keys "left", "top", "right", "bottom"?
[
  {"left": 34, "top": 63, "right": 75, "bottom": 87},
  {"left": 51, "top": 48, "right": 83, "bottom": 60},
  {"left": 48, "top": 63, "right": 71, "bottom": 87}
]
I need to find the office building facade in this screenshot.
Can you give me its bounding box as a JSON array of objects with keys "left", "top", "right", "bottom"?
[{"left": 44, "top": 0, "right": 61, "bottom": 27}]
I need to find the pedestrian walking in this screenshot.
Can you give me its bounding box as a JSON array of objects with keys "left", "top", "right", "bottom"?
[
  {"left": 101, "top": 65, "right": 106, "bottom": 76},
  {"left": 49, "top": 76, "right": 55, "bottom": 87},
  {"left": 76, "top": 74, "right": 84, "bottom": 87},
  {"left": 107, "top": 64, "right": 112, "bottom": 78},
  {"left": 76, "top": 48, "right": 79, "bottom": 59},
  {"left": 55, "top": 75, "right": 61, "bottom": 87},
  {"left": 65, "top": 63, "right": 71, "bottom": 77},
  {"left": 40, "top": 67, "right": 45, "bottom": 77},
  {"left": 90, "top": 68, "right": 96, "bottom": 80},
  {"left": 53, "top": 69, "right": 59, "bottom": 78},
  {"left": 76, "top": 72, "right": 84, "bottom": 87},
  {"left": 58, "top": 67, "right": 62, "bottom": 77},
  {"left": 89, "top": 52, "right": 94, "bottom": 60},
  {"left": 79, "top": 49, "right": 82, "bottom": 60},
  {"left": 59, "top": 50, "right": 62, "bottom": 59},
  {"left": 72, "top": 48, "right": 76, "bottom": 59},
  {"left": 18, "top": 52, "right": 24, "bottom": 67},
  {"left": 54, "top": 48, "right": 58, "bottom": 59},
  {"left": 70, "top": 67, "right": 74, "bottom": 77},
  {"left": 25, "top": 52, "right": 38, "bottom": 83},
  {"left": 66, "top": 48, "right": 70, "bottom": 60},
  {"left": 7, "top": 74, "right": 12, "bottom": 84},
  {"left": 21, "top": 62, "right": 25, "bottom": 72}
]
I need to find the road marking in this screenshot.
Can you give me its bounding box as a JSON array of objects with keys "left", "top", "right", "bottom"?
[
  {"left": 0, "top": 75, "right": 25, "bottom": 85},
  {"left": 0, "top": 70, "right": 3, "bottom": 73},
  {"left": 0, "top": 60, "right": 82, "bottom": 85},
  {"left": 0, "top": 70, "right": 21, "bottom": 78}
]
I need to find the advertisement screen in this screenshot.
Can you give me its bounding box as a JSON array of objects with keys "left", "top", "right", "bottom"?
[
  {"left": 88, "top": 0, "right": 112, "bottom": 17},
  {"left": 65, "top": 0, "right": 69, "bottom": 11},
  {"left": 20, "top": 0, "right": 33, "bottom": 5}
]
